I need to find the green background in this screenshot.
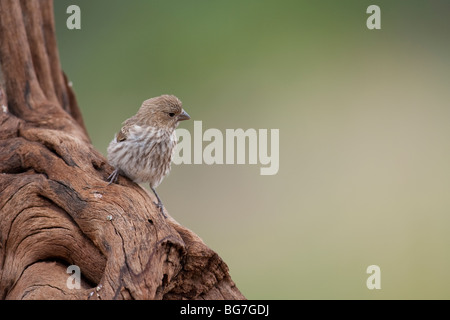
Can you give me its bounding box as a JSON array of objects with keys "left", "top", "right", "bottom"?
[{"left": 54, "top": 0, "right": 450, "bottom": 299}]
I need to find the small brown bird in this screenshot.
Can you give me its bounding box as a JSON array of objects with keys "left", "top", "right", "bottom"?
[{"left": 107, "top": 95, "right": 190, "bottom": 217}]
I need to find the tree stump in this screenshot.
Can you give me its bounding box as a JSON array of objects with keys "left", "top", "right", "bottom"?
[{"left": 0, "top": 0, "right": 245, "bottom": 300}]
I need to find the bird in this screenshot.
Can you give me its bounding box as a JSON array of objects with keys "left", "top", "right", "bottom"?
[{"left": 106, "top": 94, "right": 190, "bottom": 218}]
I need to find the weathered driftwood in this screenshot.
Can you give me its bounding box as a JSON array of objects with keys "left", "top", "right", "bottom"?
[{"left": 0, "top": 0, "right": 244, "bottom": 300}]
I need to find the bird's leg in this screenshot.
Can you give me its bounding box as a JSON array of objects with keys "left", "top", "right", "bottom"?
[
  {"left": 107, "top": 168, "right": 120, "bottom": 185},
  {"left": 151, "top": 186, "right": 167, "bottom": 218}
]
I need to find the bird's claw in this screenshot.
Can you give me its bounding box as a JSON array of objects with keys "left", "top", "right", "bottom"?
[
  {"left": 107, "top": 169, "right": 119, "bottom": 185},
  {"left": 154, "top": 201, "right": 167, "bottom": 218}
]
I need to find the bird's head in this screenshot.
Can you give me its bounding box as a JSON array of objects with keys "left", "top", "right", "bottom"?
[{"left": 137, "top": 94, "right": 190, "bottom": 130}]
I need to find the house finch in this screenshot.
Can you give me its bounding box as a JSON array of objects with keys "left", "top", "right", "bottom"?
[{"left": 106, "top": 95, "right": 190, "bottom": 217}]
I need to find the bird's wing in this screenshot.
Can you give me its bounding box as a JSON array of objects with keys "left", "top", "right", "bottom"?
[
  {"left": 116, "top": 115, "right": 140, "bottom": 142},
  {"left": 116, "top": 125, "right": 130, "bottom": 142}
]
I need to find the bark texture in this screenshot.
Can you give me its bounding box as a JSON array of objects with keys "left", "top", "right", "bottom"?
[{"left": 0, "top": 0, "right": 245, "bottom": 300}]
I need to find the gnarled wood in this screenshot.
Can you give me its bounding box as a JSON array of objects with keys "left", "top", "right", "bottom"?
[{"left": 0, "top": 0, "right": 244, "bottom": 300}]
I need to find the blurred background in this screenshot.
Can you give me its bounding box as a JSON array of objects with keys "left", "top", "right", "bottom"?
[{"left": 54, "top": 0, "right": 450, "bottom": 299}]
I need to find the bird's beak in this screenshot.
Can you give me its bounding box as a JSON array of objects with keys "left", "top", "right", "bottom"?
[{"left": 178, "top": 110, "right": 191, "bottom": 121}]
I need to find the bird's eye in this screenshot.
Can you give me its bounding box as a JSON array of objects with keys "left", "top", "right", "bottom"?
[{"left": 169, "top": 113, "right": 175, "bottom": 117}]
